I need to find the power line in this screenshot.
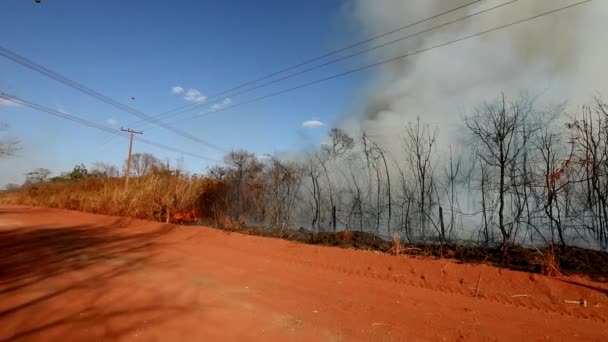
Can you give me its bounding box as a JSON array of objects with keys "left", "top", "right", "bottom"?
[
  {"left": 129, "top": 0, "right": 485, "bottom": 125},
  {"left": 0, "top": 92, "right": 221, "bottom": 162},
  {"left": 147, "top": 0, "right": 519, "bottom": 124},
  {"left": 0, "top": 46, "right": 225, "bottom": 153},
  {"left": 211, "top": 0, "right": 483, "bottom": 98},
  {"left": 169, "top": 0, "right": 591, "bottom": 125}
]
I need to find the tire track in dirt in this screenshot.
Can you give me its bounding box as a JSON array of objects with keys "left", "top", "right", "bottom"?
[
  {"left": 277, "top": 254, "right": 607, "bottom": 323},
  {"left": 194, "top": 235, "right": 607, "bottom": 324}
]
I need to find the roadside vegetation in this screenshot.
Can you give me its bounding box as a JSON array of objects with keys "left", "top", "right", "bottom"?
[{"left": 2, "top": 93, "right": 608, "bottom": 280}]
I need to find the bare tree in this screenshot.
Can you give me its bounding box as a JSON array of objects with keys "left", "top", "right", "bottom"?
[
  {"left": 465, "top": 93, "right": 542, "bottom": 248},
  {"left": 478, "top": 160, "right": 494, "bottom": 244},
  {"left": 127, "top": 153, "right": 162, "bottom": 177},
  {"left": 91, "top": 162, "right": 119, "bottom": 177},
  {"left": 315, "top": 154, "right": 335, "bottom": 231},
  {"left": 373, "top": 140, "right": 392, "bottom": 236},
  {"left": 0, "top": 122, "right": 20, "bottom": 158},
  {"left": 304, "top": 155, "right": 323, "bottom": 232},
  {"left": 567, "top": 99, "right": 608, "bottom": 248},
  {"left": 316, "top": 128, "right": 356, "bottom": 232},
  {"left": 224, "top": 150, "right": 263, "bottom": 218},
  {"left": 346, "top": 166, "right": 365, "bottom": 232},
  {"left": 265, "top": 157, "right": 302, "bottom": 231},
  {"left": 441, "top": 146, "right": 463, "bottom": 241},
  {"left": 25, "top": 168, "right": 51, "bottom": 184},
  {"left": 530, "top": 125, "right": 572, "bottom": 245},
  {"left": 322, "top": 128, "right": 354, "bottom": 157},
  {"left": 395, "top": 159, "right": 415, "bottom": 242},
  {"left": 207, "top": 165, "right": 227, "bottom": 180},
  {"left": 403, "top": 118, "right": 438, "bottom": 241},
  {"left": 361, "top": 133, "right": 393, "bottom": 236},
  {"left": 4, "top": 183, "right": 21, "bottom": 191}
]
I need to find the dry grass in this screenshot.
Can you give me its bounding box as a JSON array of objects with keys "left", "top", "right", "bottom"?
[
  {"left": 0, "top": 172, "right": 207, "bottom": 223},
  {"left": 541, "top": 244, "right": 562, "bottom": 277},
  {"left": 222, "top": 215, "right": 246, "bottom": 232},
  {"left": 388, "top": 233, "right": 404, "bottom": 255},
  {"left": 338, "top": 230, "right": 353, "bottom": 241}
]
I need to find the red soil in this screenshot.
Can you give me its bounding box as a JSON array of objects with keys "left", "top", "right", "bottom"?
[{"left": 1, "top": 205, "right": 607, "bottom": 341}]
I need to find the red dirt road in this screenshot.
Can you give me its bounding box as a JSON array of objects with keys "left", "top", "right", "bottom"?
[{"left": 1, "top": 205, "right": 607, "bottom": 341}]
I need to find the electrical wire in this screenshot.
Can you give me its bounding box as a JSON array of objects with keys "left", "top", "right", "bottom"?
[
  {"left": 169, "top": 0, "right": 592, "bottom": 125},
  {"left": 0, "top": 46, "right": 225, "bottom": 153},
  {"left": 130, "top": 0, "right": 486, "bottom": 125},
  {"left": 0, "top": 92, "right": 221, "bottom": 162},
  {"left": 146, "top": 0, "right": 519, "bottom": 124}
]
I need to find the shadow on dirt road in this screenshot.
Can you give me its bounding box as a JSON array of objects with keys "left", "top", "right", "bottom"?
[{"left": 0, "top": 219, "right": 189, "bottom": 341}]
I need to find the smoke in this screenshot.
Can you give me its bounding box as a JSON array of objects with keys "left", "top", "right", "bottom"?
[{"left": 338, "top": 0, "right": 608, "bottom": 149}]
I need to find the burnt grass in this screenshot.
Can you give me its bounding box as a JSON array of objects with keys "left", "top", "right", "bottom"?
[{"left": 214, "top": 225, "right": 608, "bottom": 282}]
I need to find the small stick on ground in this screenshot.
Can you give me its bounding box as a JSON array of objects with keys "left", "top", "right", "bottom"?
[
  {"left": 564, "top": 299, "right": 587, "bottom": 307},
  {"left": 511, "top": 294, "right": 530, "bottom": 298},
  {"left": 440, "top": 263, "right": 449, "bottom": 273},
  {"left": 474, "top": 274, "right": 482, "bottom": 297}
]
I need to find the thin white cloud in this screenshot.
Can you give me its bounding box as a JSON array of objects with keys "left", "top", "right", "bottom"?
[
  {"left": 302, "top": 120, "right": 324, "bottom": 128},
  {"left": 172, "top": 86, "right": 184, "bottom": 94},
  {"left": 106, "top": 118, "right": 118, "bottom": 125},
  {"left": 184, "top": 88, "right": 207, "bottom": 103},
  {"left": 0, "top": 98, "right": 19, "bottom": 107},
  {"left": 211, "top": 98, "right": 232, "bottom": 111}
]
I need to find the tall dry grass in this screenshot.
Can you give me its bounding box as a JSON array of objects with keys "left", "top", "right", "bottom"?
[{"left": 0, "top": 172, "right": 209, "bottom": 223}]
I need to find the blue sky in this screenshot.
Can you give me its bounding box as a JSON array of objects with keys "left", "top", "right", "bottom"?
[{"left": 0, "top": 0, "right": 370, "bottom": 184}]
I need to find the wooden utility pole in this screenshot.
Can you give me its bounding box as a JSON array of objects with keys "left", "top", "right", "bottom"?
[{"left": 121, "top": 127, "right": 143, "bottom": 187}]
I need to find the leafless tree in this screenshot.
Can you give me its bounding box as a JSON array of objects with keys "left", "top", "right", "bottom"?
[
  {"left": 304, "top": 155, "right": 323, "bottom": 232},
  {"left": 91, "top": 162, "right": 119, "bottom": 177},
  {"left": 538, "top": 125, "right": 575, "bottom": 245},
  {"left": 346, "top": 166, "right": 365, "bottom": 232},
  {"left": 403, "top": 118, "right": 438, "bottom": 241},
  {"left": 374, "top": 140, "right": 392, "bottom": 236},
  {"left": 395, "top": 160, "right": 415, "bottom": 242},
  {"left": 322, "top": 128, "right": 354, "bottom": 157},
  {"left": 478, "top": 160, "right": 495, "bottom": 245},
  {"left": 316, "top": 128, "right": 356, "bottom": 231},
  {"left": 4, "top": 183, "right": 21, "bottom": 191},
  {"left": 361, "top": 133, "right": 393, "bottom": 236},
  {"left": 25, "top": 168, "right": 51, "bottom": 184},
  {"left": 566, "top": 99, "right": 608, "bottom": 248},
  {"left": 126, "top": 153, "right": 162, "bottom": 177},
  {"left": 441, "top": 146, "right": 463, "bottom": 241},
  {"left": 465, "top": 94, "right": 542, "bottom": 248},
  {"left": 0, "top": 122, "right": 20, "bottom": 158},
  {"left": 361, "top": 133, "right": 381, "bottom": 234},
  {"left": 265, "top": 157, "right": 302, "bottom": 231},
  {"left": 224, "top": 150, "right": 263, "bottom": 219},
  {"left": 207, "top": 165, "right": 226, "bottom": 179}
]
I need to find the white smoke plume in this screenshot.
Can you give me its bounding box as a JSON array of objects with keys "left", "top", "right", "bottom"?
[{"left": 338, "top": 0, "right": 608, "bottom": 148}]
